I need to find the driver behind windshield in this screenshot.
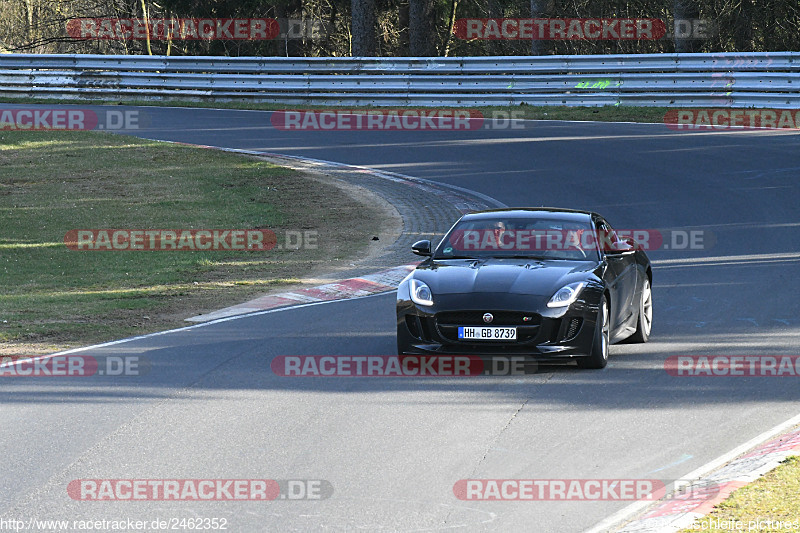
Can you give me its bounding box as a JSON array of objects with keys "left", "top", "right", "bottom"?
[{"left": 435, "top": 218, "right": 598, "bottom": 261}]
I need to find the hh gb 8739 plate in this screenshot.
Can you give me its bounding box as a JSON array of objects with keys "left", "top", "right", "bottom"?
[{"left": 458, "top": 326, "right": 517, "bottom": 340}]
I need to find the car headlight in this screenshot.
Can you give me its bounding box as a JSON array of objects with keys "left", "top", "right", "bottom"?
[
  {"left": 547, "top": 281, "right": 585, "bottom": 308},
  {"left": 409, "top": 279, "right": 433, "bottom": 306}
]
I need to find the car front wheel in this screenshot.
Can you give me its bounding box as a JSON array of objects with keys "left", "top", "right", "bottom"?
[
  {"left": 628, "top": 278, "right": 652, "bottom": 343},
  {"left": 577, "top": 296, "right": 609, "bottom": 369}
]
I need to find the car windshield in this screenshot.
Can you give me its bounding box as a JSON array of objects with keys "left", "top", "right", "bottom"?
[{"left": 434, "top": 217, "right": 600, "bottom": 261}]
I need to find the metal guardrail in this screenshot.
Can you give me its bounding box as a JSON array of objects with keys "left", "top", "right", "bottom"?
[{"left": 1, "top": 52, "right": 798, "bottom": 107}]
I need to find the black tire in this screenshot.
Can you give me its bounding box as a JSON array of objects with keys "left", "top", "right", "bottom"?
[
  {"left": 627, "top": 277, "right": 652, "bottom": 344},
  {"left": 577, "top": 295, "right": 609, "bottom": 369}
]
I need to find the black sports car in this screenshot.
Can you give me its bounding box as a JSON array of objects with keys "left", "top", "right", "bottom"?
[{"left": 396, "top": 208, "right": 652, "bottom": 369}]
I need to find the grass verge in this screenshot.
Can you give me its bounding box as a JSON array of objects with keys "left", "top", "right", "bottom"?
[
  {"left": 680, "top": 456, "right": 800, "bottom": 531},
  {"left": 0, "top": 130, "right": 386, "bottom": 354},
  {"left": 0, "top": 97, "right": 668, "bottom": 124}
]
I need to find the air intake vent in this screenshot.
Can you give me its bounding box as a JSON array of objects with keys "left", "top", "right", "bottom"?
[
  {"left": 405, "top": 315, "right": 421, "bottom": 339},
  {"left": 563, "top": 317, "right": 582, "bottom": 341}
]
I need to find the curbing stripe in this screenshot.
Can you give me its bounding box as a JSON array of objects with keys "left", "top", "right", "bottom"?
[
  {"left": 142, "top": 138, "right": 503, "bottom": 324},
  {"left": 164, "top": 141, "right": 506, "bottom": 214},
  {"left": 0, "top": 292, "right": 392, "bottom": 372},
  {"left": 597, "top": 423, "right": 800, "bottom": 532},
  {"left": 185, "top": 264, "right": 416, "bottom": 322}
]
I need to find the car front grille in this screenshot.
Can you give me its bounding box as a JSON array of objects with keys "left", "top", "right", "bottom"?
[
  {"left": 435, "top": 311, "right": 541, "bottom": 343},
  {"left": 435, "top": 311, "right": 541, "bottom": 326}
]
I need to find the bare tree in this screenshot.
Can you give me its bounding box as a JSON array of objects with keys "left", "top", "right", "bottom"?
[
  {"left": 442, "top": 0, "right": 457, "bottom": 56},
  {"left": 2, "top": 0, "right": 798, "bottom": 57}
]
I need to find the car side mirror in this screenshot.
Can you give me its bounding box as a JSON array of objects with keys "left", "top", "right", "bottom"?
[
  {"left": 606, "top": 240, "right": 635, "bottom": 256},
  {"left": 411, "top": 240, "right": 432, "bottom": 256}
]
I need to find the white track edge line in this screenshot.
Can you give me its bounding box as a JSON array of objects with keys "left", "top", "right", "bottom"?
[
  {"left": 584, "top": 411, "right": 800, "bottom": 533},
  {"left": 0, "top": 290, "right": 391, "bottom": 368}
]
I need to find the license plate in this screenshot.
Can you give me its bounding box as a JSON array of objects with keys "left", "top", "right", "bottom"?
[{"left": 458, "top": 326, "right": 517, "bottom": 340}]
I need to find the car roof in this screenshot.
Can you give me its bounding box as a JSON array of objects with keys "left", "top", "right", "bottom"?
[{"left": 460, "top": 208, "right": 598, "bottom": 224}]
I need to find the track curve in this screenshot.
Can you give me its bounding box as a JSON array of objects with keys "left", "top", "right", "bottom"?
[{"left": 1, "top": 104, "right": 799, "bottom": 532}]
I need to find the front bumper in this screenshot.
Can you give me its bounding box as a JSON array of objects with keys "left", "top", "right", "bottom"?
[{"left": 397, "top": 292, "right": 601, "bottom": 361}]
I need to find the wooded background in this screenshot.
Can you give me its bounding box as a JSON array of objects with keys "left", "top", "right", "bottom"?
[{"left": 1, "top": 0, "right": 796, "bottom": 56}]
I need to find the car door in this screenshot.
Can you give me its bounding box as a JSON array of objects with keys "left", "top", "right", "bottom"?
[{"left": 596, "top": 218, "right": 638, "bottom": 336}]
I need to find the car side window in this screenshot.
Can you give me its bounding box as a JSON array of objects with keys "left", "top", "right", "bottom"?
[
  {"left": 605, "top": 221, "right": 620, "bottom": 240},
  {"left": 595, "top": 219, "right": 619, "bottom": 252}
]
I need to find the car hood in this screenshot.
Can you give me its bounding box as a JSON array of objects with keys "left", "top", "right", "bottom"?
[{"left": 414, "top": 258, "right": 598, "bottom": 297}]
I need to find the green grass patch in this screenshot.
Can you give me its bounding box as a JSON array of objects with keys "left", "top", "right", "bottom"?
[
  {"left": 0, "top": 130, "right": 384, "bottom": 352},
  {"left": 681, "top": 456, "right": 800, "bottom": 532}
]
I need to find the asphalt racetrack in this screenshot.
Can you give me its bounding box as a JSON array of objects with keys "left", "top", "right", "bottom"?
[{"left": 2, "top": 105, "right": 800, "bottom": 531}]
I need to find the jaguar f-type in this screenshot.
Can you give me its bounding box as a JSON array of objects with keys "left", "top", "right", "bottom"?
[{"left": 396, "top": 208, "right": 653, "bottom": 369}]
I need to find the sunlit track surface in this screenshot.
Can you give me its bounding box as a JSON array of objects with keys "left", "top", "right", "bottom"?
[{"left": 1, "top": 104, "right": 800, "bottom": 531}]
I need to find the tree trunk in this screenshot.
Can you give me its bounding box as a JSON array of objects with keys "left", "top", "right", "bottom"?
[
  {"left": 399, "top": 1, "right": 410, "bottom": 55},
  {"left": 140, "top": 0, "right": 152, "bottom": 55},
  {"left": 487, "top": 0, "right": 502, "bottom": 55},
  {"left": 409, "top": 0, "right": 435, "bottom": 56},
  {"left": 734, "top": 0, "right": 754, "bottom": 52},
  {"left": 673, "top": 0, "right": 700, "bottom": 53},
  {"left": 443, "top": 0, "right": 458, "bottom": 57},
  {"left": 351, "top": 0, "right": 376, "bottom": 56},
  {"left": 530, "top": 0, "right": 549, "bottom": 55}
]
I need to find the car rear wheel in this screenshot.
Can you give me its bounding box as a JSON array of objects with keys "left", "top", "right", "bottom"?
[
  {"left": 628, "top": 278, "right": 652, "bottom": 343},
  {"left": 577, "top": 296, "right": 609, "bottom": 369}
]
